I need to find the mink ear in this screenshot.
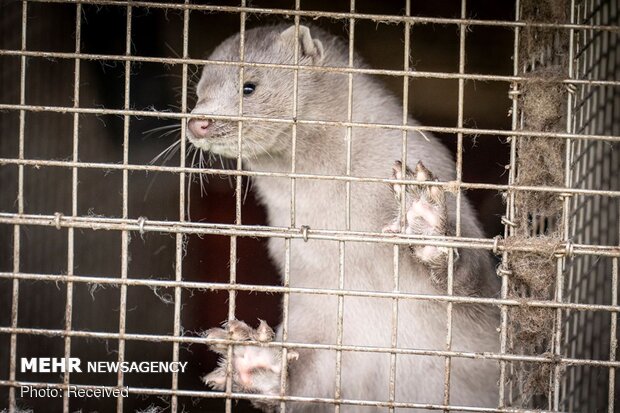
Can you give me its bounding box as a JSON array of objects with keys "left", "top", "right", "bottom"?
[{"left": 280, "top": 25, "right": 324, "bottom": 63}]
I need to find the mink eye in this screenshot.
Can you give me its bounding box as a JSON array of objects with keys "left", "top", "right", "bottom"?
[{"left": 243, "top": 82, "right": 256, "bottom": 96}]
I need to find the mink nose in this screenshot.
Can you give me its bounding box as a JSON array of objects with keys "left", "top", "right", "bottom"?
[{"left": 187, "top": 118, "right": 212, "bottom": 139}]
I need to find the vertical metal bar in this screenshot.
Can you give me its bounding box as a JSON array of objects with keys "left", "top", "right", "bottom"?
[
  {"left": 116, "top": 5, "right": 132, "bottom": 412},
  {"left": 280, "top": 234, "right": 292, "bottom": 413},
  {"left": 567, "top": 6, "right": 585, "bottom": 406},
  {"left": 499, "top": 0, "right": 520, "bottom": 407},
  {"left": 170, "top": 3, "right": 190, "bottom": 412},
  {"left": 608, "top": 7, "right": 620, "bottom": 409},
  {"left": 442, "top": 252, "right": 456, "bottom": 411},
  {"left": 553, "top": 0, "right": 577, "bottom": 409},
  {"left": 289, "top": 4, "right": 300, "bottom": 230},
  {"left": 335, "top": 1, "right": 356, "bottom": 410},
  {"left": 388, "top": 241, "right": 400, "bottom": 413},
  {"left": 562, "top": 131, "right": 580, "bottom": 410},
  {"left": 590, "top": 11, "right": 606, "bottom": 402},
  {"left": 8, "top": 2, "right": 28, "bottom": 412},
  {"left": 280, "top": 3, "right": 302, "bottom": 411},
  {"left": 572, "top": 2, "right": 593, "bottom": 405},
  {"left": 62, "top": 3, "right": 82, "bottom": 412},
  {"left": 400, "top": 1, "right": 411, "bottom": 171},
  {"left": 609, "top": 255, "right": 618, "bottom": 413},
  {"left": 334, "top": 240, "right": 345, "bottom": 413},
  {"left": 389, "top": 1, "right": 411, "bottom": 410},
  {"left": 561, "top": 3, "right": 584, "bottom": 396},
  {"left": 442, "top": 1, "right": 467, "bottom": 409},
  {"left": 454, "top": 1, "right": 466, "bottom": 234},
  {"left": 224, "top": 3, "right": 247, "bottom": 411},
  {"left": 344, "top": 0, "right": 355, "bottom": 229}
]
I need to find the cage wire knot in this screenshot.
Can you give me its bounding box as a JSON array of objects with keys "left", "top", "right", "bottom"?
[
  {"left": 500, "top": 216, "right": 517, "bottom": 227},
  {"left": 496, "top": 263, "right": 513, "bottom": 278},
  {"left": 565, "top": 83, "right": 578, "bottom": 94},
  {"left": 492, "top": 235, "right": 502, "bottom": 256},
  {"left": 554, "top": 240, "right": 574, "bottom": 259},
  {"left": 508, "top": 82, "right": 521, "bottom": 99},
  {"left": 137, "top": 216, "right": 147, "bottom": 237},
  {"left": 300, "top": 225, "right": 310, "bottom": 242},
  {"left": 53, "top": 212, "right": 63, "bottom": 230}
]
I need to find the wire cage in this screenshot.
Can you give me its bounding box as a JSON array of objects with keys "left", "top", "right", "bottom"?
[
  {"left": 496, "top": 0, "right": 620, "bottom": 411},
  {"left": 0, "top": 0, "right": 618, "bottom": 412},
  {"left": 558, "top": 0, "right": 619, "bottom": 411}
]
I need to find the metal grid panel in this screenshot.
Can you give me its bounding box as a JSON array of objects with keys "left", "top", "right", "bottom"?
[
  {"left": 0, "top": 1, "right": 618, "bottom": 412},
  {"left": 561, "top": 0, "right": 620, "bottom": 411}
]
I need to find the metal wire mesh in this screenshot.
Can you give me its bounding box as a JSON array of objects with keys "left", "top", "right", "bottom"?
[
  {"left": 560, "top": 0, "right": 620, "bottom": 411},
  {"left": 0, "top": 1, "right": 618, "bottom": 412}
]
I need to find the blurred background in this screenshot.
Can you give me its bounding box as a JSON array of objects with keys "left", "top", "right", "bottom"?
[{"left": 0, "top": 0, "right": 515, "bottom": 411}]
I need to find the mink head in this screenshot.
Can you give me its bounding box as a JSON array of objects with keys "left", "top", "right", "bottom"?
[{"left": 187, "top": 24, "right": 349, "bottom": 160}]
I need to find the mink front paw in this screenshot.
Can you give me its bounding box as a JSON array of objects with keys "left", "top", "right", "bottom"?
[
  {"left": 384, "top": 160, "right": 451, "bottom": 274},
  {"left": 203, "top": 319, "right": 298, "bottom": 409}
]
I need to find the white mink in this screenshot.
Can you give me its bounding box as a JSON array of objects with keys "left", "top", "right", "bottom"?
[{"left": 188, "top": 24, "right": 500, "bottom": 412}]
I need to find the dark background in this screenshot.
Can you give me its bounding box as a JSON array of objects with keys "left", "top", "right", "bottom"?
[{"left": 0, "top": 0, "right": 514, "bottom": 411}]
